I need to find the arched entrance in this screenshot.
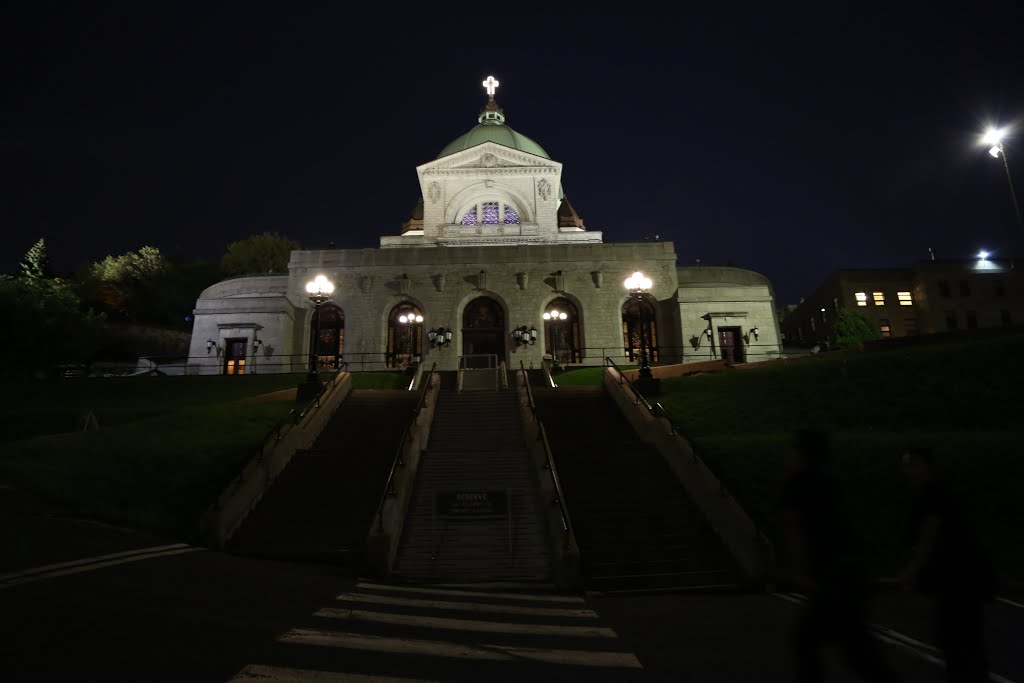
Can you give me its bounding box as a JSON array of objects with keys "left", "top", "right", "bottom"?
[
  {"left": 310, "top": 304, "right": 345, "bottom": 370},
  {"left": 386, "top": 302, "right": 423, "bottom": 368},
  {"left": 543, "top": 297, "right": 581, "bottom": 364},
  {"left": 622, "top": 296, "right": 659, "bottom": 363},
  {"left": 462, "top": 296, "right": 506, "bottom": 364}
]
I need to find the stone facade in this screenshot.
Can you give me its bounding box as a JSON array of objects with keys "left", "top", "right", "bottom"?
[{"left": 186, "top": 89, "right": 783, "bottom": 374}]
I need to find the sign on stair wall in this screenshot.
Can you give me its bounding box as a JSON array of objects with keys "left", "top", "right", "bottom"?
[{"left": 434, "top": 491, "right": 508, "bottom": 518}]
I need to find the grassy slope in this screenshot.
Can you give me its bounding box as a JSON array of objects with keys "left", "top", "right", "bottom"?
[
  {"left": 0, "top": 374, "right": 307, "bottom": 443},
  {"left": 654, "top": 334, "right": 1024, "bottom": 578}
]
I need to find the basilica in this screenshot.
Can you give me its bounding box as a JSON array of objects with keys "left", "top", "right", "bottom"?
[{"left": 187, "top": 78, "right": 782, "bottom": 375}]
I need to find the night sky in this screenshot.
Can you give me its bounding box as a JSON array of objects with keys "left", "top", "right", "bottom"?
[{"left": 4, "top": 5, "right": 1023, "bottom": 304}]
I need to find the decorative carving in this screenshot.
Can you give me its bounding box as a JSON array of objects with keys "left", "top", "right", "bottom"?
[
  {"left": 592, "top": 270, "right": 603, "bottom": 288},
  {"left": 263, "top": 344, "right": 274, "bottom": 359},
  {"left": 485, "top": 179, "right": 494, "bottom": 188},
  {"left": 434, "top": 274, "right": 446, "bottom": 292},
  {"left": 554, "top": 270, "right": 565, "bottom": 292},
  {"left": 427, "top": 181, "right": 441, "bottom": 203},
  {"left": 399, "top": 273, "right": 411, "bottom": 296},
  {"left": 517, "top": 272, "right": 528, "bottom": 290},
  {"left": 537, "top": 178, "right": 552, "bottom": 201},
  {"left": 481, "top": 153, "right": 498, "bottom": 168},
  {"left": 360, "top": 275, "right": 373, "bottom": 293},
  {"left": 477, "top": 270, "right": 487, "bottom": 291}
]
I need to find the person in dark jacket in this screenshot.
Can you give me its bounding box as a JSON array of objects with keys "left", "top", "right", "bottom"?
[
  {"left": 901, "top": 448, "right": 994, "bottom": 683},
  {"left": 779, "top": 429, "right": 898, "bottom": 683}
]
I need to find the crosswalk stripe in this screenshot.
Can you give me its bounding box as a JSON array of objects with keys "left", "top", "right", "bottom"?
[
  {"left": 355, "top": 582, "right": 585, "bottom": 604},
  {"left": 0, "top": 547, "right": 201, "bottom": 589},
  {"left": 230, "top": 664, "right": 438, "bottom": 682},
  {"left": 335, "top": 592, "right": 598, "bottom": 618},
  {"left": 279, "top": 628, "right": 644, "bottom": 669},
  {"left": 315, "top": 607, "right": 618, "bottom": 638}
]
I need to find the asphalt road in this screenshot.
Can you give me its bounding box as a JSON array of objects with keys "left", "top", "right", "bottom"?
[{"left": 2, "top": 511, "right": 1021, "bottom": 682}]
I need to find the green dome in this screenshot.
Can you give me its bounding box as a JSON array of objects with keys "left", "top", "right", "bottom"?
[{"left": 437, "top": 124, "right": 550, "bottom": 160}]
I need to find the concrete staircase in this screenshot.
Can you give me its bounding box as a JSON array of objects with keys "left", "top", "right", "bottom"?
[
  {"left": 394, "top": 389, "right": 551, "bottom": 583},
  {"left": 533, "top": 386, "right": 738, "bottom": 592},
  {"left": 228, "top": 390, "right": 418, "bottom": 563}
]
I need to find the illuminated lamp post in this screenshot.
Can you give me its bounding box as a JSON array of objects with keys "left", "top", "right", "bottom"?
[
  {"left": 624, "top": 271, "right": 654, "bottom": 380},
  {"left": 305, "top": 274, "right": 335, "bottom": 382},
  {"left": 982, "top": 126, "right": 1023, "bottom": 231},
  {"left": 397, "top": 311, "right": 424, "bottom": 367}
]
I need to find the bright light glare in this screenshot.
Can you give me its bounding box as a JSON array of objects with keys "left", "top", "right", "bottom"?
[
  {"left": 989, "top": 146, "right": 1002, "bottom": 158},
  {"left": 305, "top": 274, "right": 334, "bottom": 295},
  {"left": 978, "top": 250, "right": 989, "bottom": 260},
  {"left": 559, "top": 312, "right": 567, "bottom": 320},
  {"left": 399, "top": 315, "right": 408, "bottom": 323},
  {"left": 542, "top": 312, "right": 551, "bottom": 320},
  {"left": 624, "top": 271, "right": 653, "bottom": 291},
  {"left": 415, "top": 315, "right": 424, "bottom": 323},
  {"left": 982, "top": 127, "right": 1006, "bottom": 146}
]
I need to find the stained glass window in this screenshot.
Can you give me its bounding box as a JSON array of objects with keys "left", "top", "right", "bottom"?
[
  {"left": 504, "top": 206, "right": 520, "bottom": 224},
  {"left": 481, "top": 202, "right": 500, "bottom": 225},
  {"left": 461, "top": 207, "right": 478, "bottom": 225}
]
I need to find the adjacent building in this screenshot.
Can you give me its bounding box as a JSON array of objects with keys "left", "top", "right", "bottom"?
[{"left": 782, "top": 257, "right": 1022, "bottom": 345}]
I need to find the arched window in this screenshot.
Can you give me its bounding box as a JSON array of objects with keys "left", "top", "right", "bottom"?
[
  {"left": 459, "top": 201, "right": 521, "bottom": 225},
  {"left": 311, "top": 304, "right": 345, "bottom": 370},
  {"left": 543, "top": 298, "right": 582, "bottom": 364},
  {"left": 622, "top": 296, "right": 659, "bottom": 363},
  {"left": 386, "top": 302, "right": 423, "bottom": 368},
  {"left": 461, "top": 296, "right": 506, "bottom": 364}
]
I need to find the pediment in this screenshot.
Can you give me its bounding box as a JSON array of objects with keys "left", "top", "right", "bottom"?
[{"left": 418, "top": 142, "right": 561, "bottom": 174}]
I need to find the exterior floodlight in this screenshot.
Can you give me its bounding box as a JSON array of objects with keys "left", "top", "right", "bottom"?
[
  {"left": 978, "top": 250, "right": 990, "bottom": 260},
  {"left": 990, "top": 146, "right": 1002, "bottom": 158},
  {"left": 980, "top": 124, "right": 1022, "bottom": 232},
  {"left": 305, "top": 274, "right": 334, "bottom": 296},
  {"left": 624, "top": 271, "right": 653, "bottom": 291},
  {"left": 304, "top": 275, "right": 335, "bottom": 381}
]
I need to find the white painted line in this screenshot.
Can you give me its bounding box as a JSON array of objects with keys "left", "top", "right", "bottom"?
[
  {"left": 0, "top": 547, "right": 202, "bottom": 589},
  {"left": 279, "top": 629, "right": 643, "bottom": 669},
  {"left": 0, "top": 543, "right": 190, "bottom": 582},
  {"left": 335, "top": 592, "right": 598, "bottom": 619},
  {"left": 355, "top": 582, "right": 584, "bottom": 604},
  {"left": 996, "top": 596, "right": 1024, "bottom": 610},
  {"left": 315, "top": 607, "right": 617, "bottom": 638},
  {"left": 230, "top": 664, "right": 437, "bottom": 682}
]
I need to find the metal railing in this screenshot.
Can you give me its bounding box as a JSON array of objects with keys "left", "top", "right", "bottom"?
[
  {"left": 519, "top": 360, "right": 574, "bottom": 550},
  {"left": 252, "top": 364, "right": 346, "bottom": 464},
  {"left": 603, "top": 356, "right": 764, "bottom": 534},
  {"left": 375, "top": 361, "right": 438, "bottom": 532}
]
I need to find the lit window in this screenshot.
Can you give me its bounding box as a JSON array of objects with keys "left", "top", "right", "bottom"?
[
  {"left": 872, "top": 291, "right": 885, "bottom": 306},
  {"left": 879, "top": 319, "right": 891, "bottom": 337},
  {"left": 855, "top": 292, "right": 867, "bottom": 306},
  {"left": 481, "top": 201, "right": 500, "bottom": 225},
  {"left": 461, "top": 201, "right": 521, "bottom": 226},
  {"left": 897, "top": 291, "right": 913, "bottom": 306}
]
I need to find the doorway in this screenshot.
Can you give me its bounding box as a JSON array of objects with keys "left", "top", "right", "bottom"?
[
  {"left": 224, "top": 338, "right": 247, "bottom": 375},
  {"left": 462, "top": 296, "right": 506, "bottom": 363},
  {"left": 718, "top": 327, "right": 745, "bottom": 364}
]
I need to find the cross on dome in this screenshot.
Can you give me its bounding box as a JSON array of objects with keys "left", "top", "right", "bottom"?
[{"left": 482, "top": 76, "right": 499, "bottom": 98}]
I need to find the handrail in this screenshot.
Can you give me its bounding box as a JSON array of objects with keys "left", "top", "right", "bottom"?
[
  {"left": 375, "top": 361, "right": 438, "bottom": 532},
  {"left": 253, "top": 364, "right": 347, "bottom": 464},
  {"left": 519, "top": 361, "right": 574, "bottom": 550},
  {"left": 604, "top": 356, "right": 767, "bottom": 540}
]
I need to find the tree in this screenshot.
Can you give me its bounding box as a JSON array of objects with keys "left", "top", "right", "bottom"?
[
  {"left": 19, "top": 238, "right": 53, "bottom": 281},
  {"left": 831, "top": 309, "right": 881, "bottom": 349},
  {"left": 1, "top": 242, "right": 103, "bottom": 376},
  {"left": 85, "top": 246, "right": 169, "bottom": 322},
  {"left": 221, "top": 232, "right": 299, "bottom": 276}
]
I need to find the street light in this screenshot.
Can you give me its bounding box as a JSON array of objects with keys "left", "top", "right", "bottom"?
[
  {"left": 981, "top": 125, "right": 1023, "bottom": 230},
  {"left": 624, "top": 270, "right": 654, "bottom": 380},
  {"left": 397, "top": 311, "right": 423, "bottom": 367},
  {"left": 305, "top": 274, "right": 335, "bottom": 381}
]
